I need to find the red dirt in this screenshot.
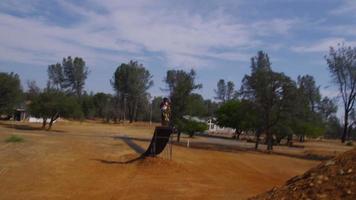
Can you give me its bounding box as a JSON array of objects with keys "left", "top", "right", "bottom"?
[{"left": 249, "top": 148, "right": 356, "bottom": 200}]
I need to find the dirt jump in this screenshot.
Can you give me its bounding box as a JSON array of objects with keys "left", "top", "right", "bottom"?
[{"left": 250, "top": 148, "right": 356, "bottom": 200}]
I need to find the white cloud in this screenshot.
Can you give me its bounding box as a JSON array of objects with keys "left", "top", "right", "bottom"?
[
  {"left": 324, "top": 25, "right": 356, "bottom": 36},
  {"left": 251, "top": 18, "right": 300, "bottom": 36},
  {"left": 0, "top": 0, "right": 300, "bottom": 69},
  {"left": 291, "top": 37, "right": 356, "bottom": 53},
  {"left": 330, "top": 0, "right": 356, "bottom": 15}
]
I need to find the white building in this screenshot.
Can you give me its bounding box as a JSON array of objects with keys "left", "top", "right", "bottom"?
[{"left": 207, "top": 118, "right": 236, "bottom": 135}]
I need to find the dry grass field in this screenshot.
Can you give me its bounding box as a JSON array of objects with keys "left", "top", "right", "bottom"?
[{"left": 0, "top": 120, "right": 353, "bottom": 200}]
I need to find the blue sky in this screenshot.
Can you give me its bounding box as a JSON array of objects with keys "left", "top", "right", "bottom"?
[{"left": 0, "top": 0, "right": 355, "bottom": 100}]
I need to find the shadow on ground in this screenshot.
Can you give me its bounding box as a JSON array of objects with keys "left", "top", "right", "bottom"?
[
  {"left": 93, "top": 136, "right": 149, "bottom": 164},
  {"left": 0, "top": 121, "right": 65, "bottom": 133},
  {"left": 172, "top": 141, "right": 333, "bottom": 161},
  {"left": 92, "top": 156, "right": 144, "bottom": 164},
  {"left": 0, "top": 121, "right": 42, "bottom": 131}
]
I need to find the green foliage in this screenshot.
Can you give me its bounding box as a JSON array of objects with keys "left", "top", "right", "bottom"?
[
  {"left": 48, "top": 56, "right": 89, "bottom": 96},
  {"left": 111, "top": 60, "right": 153, "bottom": 123},
  {"left": 185, "top": 93, "right": 207, "bottom": 117},
  {"left": 215, "top": 100, "right": 257, "bottom": 133},
  {"left": 134, "top": 93, "right": 151, "bottom": 122},
  {"left": 5, "top": 135, "right": 24, "bottom": 143},
  {"left": 204, "top": 99, "right": 219, "bottom": 117},
  {"left": 293, "top": 121, "right": 325, "bottom": 138},
  {"left": 29, "top": 89, "right": 83, "bottom": 129},
  {"left": 48, "top": 63, "right": 64, "bottom": 90},
  {"left": 226, "top": 81, "right": 235, "bottom": 101},
  {"left": 271, "top": 124, "right": 294, "bottom": 144},
  {"left": 297, "top": 75, "right": 321, "bottom": 112},
  {"left": 214, "top": 79, "right": 236, "bottom": 103},
  {"left": 165, "top": 69, "right": 201, "bottom": 124},
  {"left": 291, "top": 75, "right": 330, "bottom": 140},
  {"left": 80, "top": 93, "right": 96, "bottom": 119},
  {"left": 151, "top": 96, "right": 163, "bottom": 122},
  {"left": 215, "top": 79, "right": 226, "bottom": 102},
  {"left": 240, "top": 51, "right": 298, "bottom": 150},
  {"left": 324, "top": 116, "right": 342, "bottom": 139},
  {"left": 319, "top": 97, "right": 337, "bottom": 121},
  {"left": 26, "top": 80, "right": 40, "bottom": 101},
  {"left": 62, "top": 57, "right": 89, "bottom": 96},
  {"left": 93, "top": 93, "right": 112, "bottom": 118},
  {"left": 178, "top": 119, "right": 208, "bottom": 137},
  {"left": 0, "top": 72, "right": 23, "bottom": 114}
]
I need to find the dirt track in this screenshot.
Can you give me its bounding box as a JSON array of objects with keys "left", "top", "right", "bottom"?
[{"left": 0, "top": 121, "right": 349, "bottom": 199}]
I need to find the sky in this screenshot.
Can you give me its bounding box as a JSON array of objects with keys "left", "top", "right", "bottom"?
[{"left": 0, "top": 0, "right": 356, "bottom": 101}]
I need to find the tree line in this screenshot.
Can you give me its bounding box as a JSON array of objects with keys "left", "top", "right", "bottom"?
[
  {"left": 215, "top": 51, "right": 338, "bottom": 150},
  {"left": 0, "top": 57, "right": 216, "bottom": 131},
  {"left": 0, "top": 44, "right": 355, "bottom": 148}
]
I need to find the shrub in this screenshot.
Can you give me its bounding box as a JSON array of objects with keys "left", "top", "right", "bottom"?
[{"left": 180, "top": 119, "right": 208, "bottom": 137}]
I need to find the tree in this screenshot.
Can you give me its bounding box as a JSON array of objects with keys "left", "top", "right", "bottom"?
[
  {"left": 324, "top": 116, "right": 342, "bottom": 139},
  {"left": 214, "top": 79, "right": 226, "bottom": 103},
  {"left": 215, "top": 100, "right": 257, "bottom": 140},
  {"left": 179, "top": 118, "right": 208, "bottom": 137},
  {"left": 186, "top": 93, "right": 207, "bottom": 117},
  {"left": 326, "top": 44, "right": 356, "bottom": 143},
  {"left": 111, "top": 60, "right": 153, "bottom": 123},
  {"left": 80, "top": 93, "right": 96, "bottom": 119},
  {"left": 29, "top": 89, "right": 82, "bottom": 130},
  {"left": 151, "top": 96, "right": 163, "bottom": 122},
  {"left": 240, "top": 51, "right": 297, "bottom": 150},
  {"left": 0, "top": 72, "right": 22, "bottom": 114},
  {"left": 26, "top": 80, "right": 40, "bottom": 101},
  {"left": 164, "top": 69, "right": 201, "bottom": 141},
  {"left": 165, "top": 69, "right": 201, "bottom": 122},
  {"left": 93, "top": 93, "right": 112, "bottom": 119},
  {"left": 48, "top": 63, "right": 64, "bottom": 90},
  {"left": 204, "top": 99, "right": 219, "bottom": 117},
  {"left": 134, "top": 93, "right": 151, "bottom": 122},
  {"left": 226, "top": 81, "right": 235, "bottom": 101},
  {"left": 319, "top": 97, "right": 337, "bottom": 121},
  {"left": 294, "top": 75, "right": 322, "bottom": 142},
  {"left": 93, "top": 94, "right": 121, "bottom": 123},
  {"left": 297, "top": 75, "right": 321, "bottom": 113},
  {"left": 271, "top": 124, "right": 294, "bottom": 145},
  {"left": 48, "top": 57, "right": 89, "bottom": 96},
  {"left": 62, "top": 56, "right": 89, "bottom": 96}
]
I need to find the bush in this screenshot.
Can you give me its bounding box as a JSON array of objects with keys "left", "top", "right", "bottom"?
[
  {"left": 5, "top": 135, "right": 24, "bottom": 143},
  {"left": 180, "top": 119, "right": 208, "bottom": 137}
]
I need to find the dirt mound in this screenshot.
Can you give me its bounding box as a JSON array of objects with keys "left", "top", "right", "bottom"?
[{"left": 249, "top": 148, "right": 356, "bottom": 200}]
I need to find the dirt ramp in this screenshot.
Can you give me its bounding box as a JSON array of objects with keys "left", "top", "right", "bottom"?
[{"left": 250, "top": 148, "right": 356, "bottom": 200}]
